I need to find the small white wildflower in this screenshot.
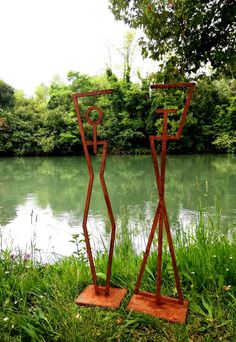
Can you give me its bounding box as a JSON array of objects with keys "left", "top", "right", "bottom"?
[
  {"left": 191, "top": 271, "right": 195, "bottom": 274},
  {"left": 223, "top": 285, "right": 231, "bottom": 291},
  {"left": 213, "top": 255, "right": 217, "bottom": 258},
  {"left": 3, "top": 317, "right": 9, "bottom": 321},
  {"left": 5, "top": 271, "right": 10, "bottom": 274},
  {"left": 14, "top": 301, "right": 18, "bottom": 304},
  {"left": 226, "top": 268, "right": 229, "bottom": 271},
  {"left": 230, "top": 256, "right": 233, "bottom": 259},
  {"left": 76, "top": 313, "right": 82, "bottom": 320}
]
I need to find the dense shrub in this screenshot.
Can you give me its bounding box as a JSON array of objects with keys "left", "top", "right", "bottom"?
[{"left": 0, "top": 72, "right": 235, "bottom": 156}]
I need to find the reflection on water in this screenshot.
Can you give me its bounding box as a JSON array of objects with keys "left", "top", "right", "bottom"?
[{"left": 0, "top": 154, "right": 235, "bottom": 260}]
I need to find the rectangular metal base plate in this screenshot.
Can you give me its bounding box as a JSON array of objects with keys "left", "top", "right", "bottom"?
[
  {"left": 75, "top": 285, "right": 127, "bottom": 309},
  {"left": 127, "top": 291, "right": 189, "bottom": 324}
]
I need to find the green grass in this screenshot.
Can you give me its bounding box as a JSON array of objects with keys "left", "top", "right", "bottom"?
[{"left": 0, "top": 214, "right": 235, "bottom": 341}]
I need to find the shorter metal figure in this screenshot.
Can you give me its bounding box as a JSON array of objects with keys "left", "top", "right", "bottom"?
[
  {"left": 127, "top": 82, "right": 195, "bottom": 323},
  {"left": 73, "top": 89, "right": 127, "bottom": 308}
]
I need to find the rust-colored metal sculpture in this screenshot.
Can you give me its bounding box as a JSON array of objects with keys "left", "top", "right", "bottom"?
[
  {"left": 127, "top": 82, "right": 195, "bottom": 323},
  {"left": 73, "top": 89, "right": 127, "bottom": 308}
]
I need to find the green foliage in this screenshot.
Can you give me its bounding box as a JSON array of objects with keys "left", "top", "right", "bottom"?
[
  {"left": 0, "top": 80, "right": 15, "bottom": 109},
  {"left": 0, "top": 71, "right": 235, "bottom": 155},
  {"left": 109, "top": 0, "right": 236, "bottom": 76},
  {"left": 189, "top": 78, "right": 236, "bottom": 152},
  {"left": 212, "top": 79, "right": 236, "bottom": 152},
  {"left": 98, "top": 71, "right": 149, "bottom": 152},
  {"left": 118, "top": 30, "right": 137, "bottom": 83},
  {"left": 35, "top": 83, "right": 48, "bottom": 103},
  {"left": 1, "top": 97, "right": 45, "bottom": 156},
  {"left": 47, "top": 79, "right": 72, "bottom": 112},
  {"left": 0, "top": 78, "right": 82, "bottom": 156}
]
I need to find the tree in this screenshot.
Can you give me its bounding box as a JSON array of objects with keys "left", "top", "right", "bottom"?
[
  {"left": 118, "top": 31, "right": 137, "bottom": 83},
  {"left": 97, "top": 68, "right": 149, "bottom": 152},
  {"left": 67, "top": 71, "right": 93, "bottom": 93},
  {"left": 0, "top": 80, "right": 15, "bottom": 109},
  {"left": 35, "top": 83, "right": 48, "bottom": 103},
  {"left": 109, "top": 0, "right": 236, "bottom": 76},
  {"left": 47, "top": 76, "right": 72, "bottom": 111}
]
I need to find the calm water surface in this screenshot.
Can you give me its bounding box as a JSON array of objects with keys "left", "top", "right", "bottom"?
[{"left": 0, "top": 155, "right": 235, "bottom": 260}]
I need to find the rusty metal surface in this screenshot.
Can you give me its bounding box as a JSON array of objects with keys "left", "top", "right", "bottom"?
[
  {"left": 127, "top": 292, "right": 189, "bottom": 324},
  {"left": 75, "top": 285, "right": 127, "bottom": 308},
  {"left": 129, "top": 82, "right": 195, "bottom": 323},
  {"left": 151, "top": 82, "right": 195, "bottom": 140},
  {"left": 73, "top": 90, "right": 126, "bottom": 307}
]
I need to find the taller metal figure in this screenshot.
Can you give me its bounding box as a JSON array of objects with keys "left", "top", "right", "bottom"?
[
  {"left": 73, "top": 90, "right": 127, "bottom": 308},
  {"left": 127, "top": 82, "right": 195, "bottom": 323}
]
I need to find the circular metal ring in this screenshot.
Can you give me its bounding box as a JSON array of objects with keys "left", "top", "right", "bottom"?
[{"left": 85, "top": 106, "right": 103, "bottom": 126}]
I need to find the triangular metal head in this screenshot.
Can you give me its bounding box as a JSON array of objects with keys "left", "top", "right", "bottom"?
[{"left": 150, "top": 82, "right": 195, "bottom": 141}]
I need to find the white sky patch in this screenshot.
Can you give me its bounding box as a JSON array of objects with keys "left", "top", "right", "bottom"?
[{"left": 0, "top": 0, "right": 157, "bottom": 96}]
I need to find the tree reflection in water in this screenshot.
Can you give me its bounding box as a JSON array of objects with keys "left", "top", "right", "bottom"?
[{"left": 0, "top": 154, "right": 235, "bottom": 260}]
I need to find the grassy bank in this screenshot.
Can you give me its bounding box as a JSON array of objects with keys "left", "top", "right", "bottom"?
[{"left": 0, "top": 215, "right": 235, "bottom": 341}]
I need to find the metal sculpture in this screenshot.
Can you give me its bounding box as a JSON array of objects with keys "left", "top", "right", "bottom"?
[
  {"left": 127, "top": 82, "right": 195, "bottom": 323},
  {"left": 73, "top": 89, "right": 127, "bottom": 308}
]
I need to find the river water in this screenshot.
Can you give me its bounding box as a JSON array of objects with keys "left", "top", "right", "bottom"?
[{"left": 0, "top": 154, "right": 235, "bottom": 260}]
